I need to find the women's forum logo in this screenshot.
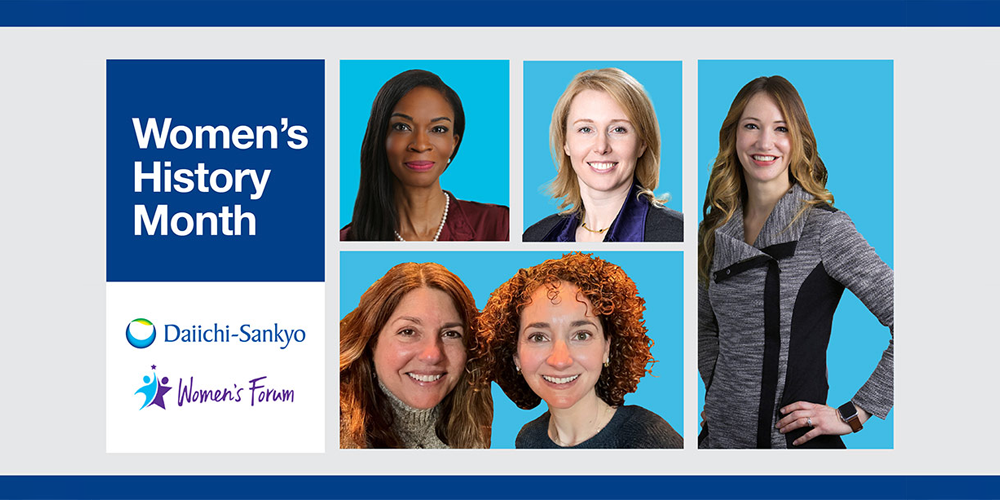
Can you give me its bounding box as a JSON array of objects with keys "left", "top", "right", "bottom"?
[{"left": 126, "top": 318, "right": 156, "bottom": 348}]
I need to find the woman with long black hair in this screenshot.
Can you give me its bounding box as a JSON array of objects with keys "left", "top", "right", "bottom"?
[{"left": 341, "top": 69, "right": 509, "bottom": 242}]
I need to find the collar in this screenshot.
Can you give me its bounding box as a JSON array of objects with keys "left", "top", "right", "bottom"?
[
  {"left": 437, "top": 190, "right": 475, "bottom": 241},
  {"left": 378, "top": 379, "right": 446, "bottom": 449},
  {"left": 711, "top": 183, "right": 813, "bottom": 272},
  {"left": 378, "top": 379, "right": 440, "bottom": 423},
  {"left": 541, "top": 181, "right": 650, "bottom": 242}
]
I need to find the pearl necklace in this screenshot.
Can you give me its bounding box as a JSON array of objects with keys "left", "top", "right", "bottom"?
[{"left": 395, "top": 191, "right": 450, "bottom": 242}]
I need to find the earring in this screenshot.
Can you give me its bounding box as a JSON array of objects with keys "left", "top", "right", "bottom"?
[
  {"left": 515, "top": 365, "right": 521, "bottom": 373},
  {"left": 603, "top": 359, "right": 609, "bottom": 368}
]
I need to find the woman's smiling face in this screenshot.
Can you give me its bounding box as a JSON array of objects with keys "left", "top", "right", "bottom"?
[
  {"left": 385, "top": 86, "right": 460, "bottom": 189},
  {"left": 563, "top": 89, "right": 646, "bottom": 198},
  {"left": 372, "top": 287, "right": 467, "bottom": 409},
  {"left": 514, "top": 282, "right": 611, "bottom": 410},
  {"left": 736, "top": 92, "right": 792, "bottom": 190}
]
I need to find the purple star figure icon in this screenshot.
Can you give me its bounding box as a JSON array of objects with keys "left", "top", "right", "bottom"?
[{"left": 149, "top": 376, "right": 172, "bottom": 409}]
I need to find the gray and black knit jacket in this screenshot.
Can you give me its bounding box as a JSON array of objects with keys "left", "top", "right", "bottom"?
[{"left": 699, "top": 184, "right": 894, "bottom": 449}]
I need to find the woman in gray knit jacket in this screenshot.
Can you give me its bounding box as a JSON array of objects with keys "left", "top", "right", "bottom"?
[{"left": 698, "top": 76, "right": 894, "bottom": 448}]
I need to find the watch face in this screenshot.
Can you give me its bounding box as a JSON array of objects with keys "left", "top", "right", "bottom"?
[{"left": 838, "top": 402, "right": 857, "bottom": 420}]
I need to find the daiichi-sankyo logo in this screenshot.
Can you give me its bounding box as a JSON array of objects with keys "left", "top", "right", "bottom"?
[{"left": 126, "top": 318, "right": 156, "bottom": 348}]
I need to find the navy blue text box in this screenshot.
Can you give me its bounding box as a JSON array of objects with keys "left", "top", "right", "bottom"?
[{"left": 107, "top": 60, "right": 324, "bottom": 282}]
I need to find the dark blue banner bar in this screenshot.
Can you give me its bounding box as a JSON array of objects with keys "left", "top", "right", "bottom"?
[
  {"left": 3, "top": 1, "right": 1000, "bottom": 27},
  {"left": 0, "top": 476, "right": 998, "bottom": 499}
]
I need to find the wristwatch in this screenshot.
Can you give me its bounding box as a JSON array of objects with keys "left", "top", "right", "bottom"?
[{"left": 837, "top": 402, "right": 863, "bottom": 433}]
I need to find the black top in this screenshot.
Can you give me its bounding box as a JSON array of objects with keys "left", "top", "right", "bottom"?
[
  {"left": 515, "top": 405, "right": 683, "bottom": 449},
  {"left": 523, "top": 186, "right": 683, "bottom": 242}
]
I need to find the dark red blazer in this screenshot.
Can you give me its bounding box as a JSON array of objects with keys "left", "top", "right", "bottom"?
[{"left": 340, "top": 191, "right": 509, "bottom": 241}]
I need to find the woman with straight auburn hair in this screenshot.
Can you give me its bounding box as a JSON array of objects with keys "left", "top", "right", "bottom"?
[
  {"left": 698, "top": 76, "right": 893, "bottom": 449},
  {"left": 523, "top": 68, "right": 682, "bottom": 242},
  {"left": 340, "top": 262, "right": 492, "bottom": 448},
  {"left": 341, "top": 69, "right": 509, "bottom": 242}
]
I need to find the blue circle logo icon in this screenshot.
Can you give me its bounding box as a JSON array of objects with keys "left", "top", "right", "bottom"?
[{"left": 126, "top": 318, "right": 156, "bottom": 349}]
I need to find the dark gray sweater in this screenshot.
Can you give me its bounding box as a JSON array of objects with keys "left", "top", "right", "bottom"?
[
  {"left": 515, "top": 405, "right": 682, "bottom": 449},
  {"left": 699, "top": 184, "right": 894, "bottom": 449}
]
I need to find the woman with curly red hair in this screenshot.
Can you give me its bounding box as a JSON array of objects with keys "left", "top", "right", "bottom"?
[{"left": 476, "top": 252, "right": 681, "bottom": 448}]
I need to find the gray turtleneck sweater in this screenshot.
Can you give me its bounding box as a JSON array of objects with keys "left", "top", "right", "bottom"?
[{"left": 379, "top": 381, "right": 448, "bottom": 449}]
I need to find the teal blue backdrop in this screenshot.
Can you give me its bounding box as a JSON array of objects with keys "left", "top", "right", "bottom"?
[
  {"left": 697, "top": 60, "right": 894, "bottom": 448},
  {"left": 522, "top": 61, "right": 683, "bottom": 234},
  {"left": 339, "top": 60, "right": 510, "bottom": 229},
  {"left": 340, "top": 251, "right": 683, "bottom": 448}
]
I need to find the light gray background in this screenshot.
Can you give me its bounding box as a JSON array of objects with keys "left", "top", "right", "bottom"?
[{"left": 0, "top": 27, "right": 997, "bottom": 474}]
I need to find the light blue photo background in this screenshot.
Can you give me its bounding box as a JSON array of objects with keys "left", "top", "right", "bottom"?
[
  {"left": 339, "top": 60, "right": 510, "bottom": 229},
  {"left": 340, "top": 251, "right": 683, "bottom": 449},
  {"left": 697, "top": 60, "right": 894, "bottom": 448},
  {"left": 523, "top": 61, "right": 683, "bottom": 232}
]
